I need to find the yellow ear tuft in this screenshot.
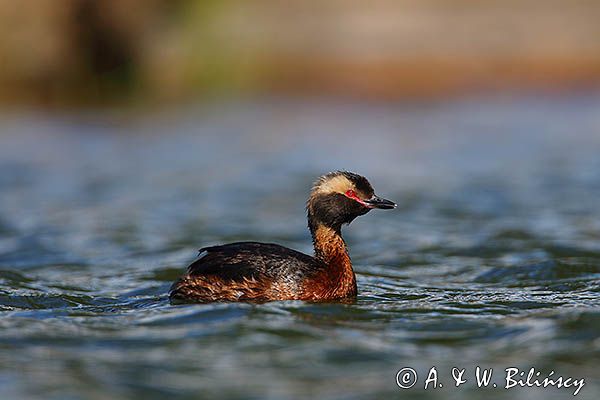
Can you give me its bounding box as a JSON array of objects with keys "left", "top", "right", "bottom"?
[{"left": 312, "top": 173, "right": 353, "bottom": 195}]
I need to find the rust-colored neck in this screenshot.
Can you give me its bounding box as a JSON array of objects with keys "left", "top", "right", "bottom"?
[
  {"left": 312, "top": 224, "right": 347, "bottom": 263},
  {"left": 305, "top": 222, "right": 357, "bottom": 299}
]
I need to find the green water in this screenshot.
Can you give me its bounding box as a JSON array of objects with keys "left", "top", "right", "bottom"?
[{"left": 0, "top": 96, "right": 599, "bottom": 399}]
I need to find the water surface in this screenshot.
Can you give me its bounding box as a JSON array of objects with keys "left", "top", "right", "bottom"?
[{"left": 1, "top": 96, "right": 599, "bottom": 399}]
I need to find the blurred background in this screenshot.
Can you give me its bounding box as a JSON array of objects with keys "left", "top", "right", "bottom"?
[
  {"left": 1, "top": 2, "right": 600, "bottom": 400},
  {"left": 2, "top": 0, "right": 600, "bottom": 107}
]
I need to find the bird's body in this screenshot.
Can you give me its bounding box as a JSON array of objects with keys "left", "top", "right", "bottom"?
[
  {"left": 169, "top": 240, "right": 354, "bottom": 302},
  {"left": 169, "top": 171, "right": 395, "bottom": 303}
]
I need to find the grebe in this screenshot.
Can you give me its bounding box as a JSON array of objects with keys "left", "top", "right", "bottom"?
[{"left": 169, "top": 171, "right": 395, "bottom": 303}]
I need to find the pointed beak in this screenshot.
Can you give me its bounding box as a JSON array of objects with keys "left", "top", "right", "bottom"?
[{"left": 364, "top": 195, "right": 396, "bottom": 210}]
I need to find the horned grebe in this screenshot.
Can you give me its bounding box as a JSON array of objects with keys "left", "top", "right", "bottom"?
[{"left": 169, "top": 171, "right": 395, "bottom": 303}]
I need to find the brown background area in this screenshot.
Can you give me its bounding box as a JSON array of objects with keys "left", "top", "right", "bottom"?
[{"left": 1, "top": 0, "right": 600, "bottom": 106}]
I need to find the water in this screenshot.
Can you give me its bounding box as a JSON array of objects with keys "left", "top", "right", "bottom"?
[{"left": 0, "top": 95, "right": 599, "bottom": 399}]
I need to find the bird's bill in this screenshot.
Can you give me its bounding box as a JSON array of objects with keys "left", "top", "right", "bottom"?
[{"left": 364, "top": 195, "right": 396, "bottom": 209}]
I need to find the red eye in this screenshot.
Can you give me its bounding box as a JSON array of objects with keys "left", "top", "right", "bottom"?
[{"left": 345, "top": 189, "right": 356, "bottom": 198}]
